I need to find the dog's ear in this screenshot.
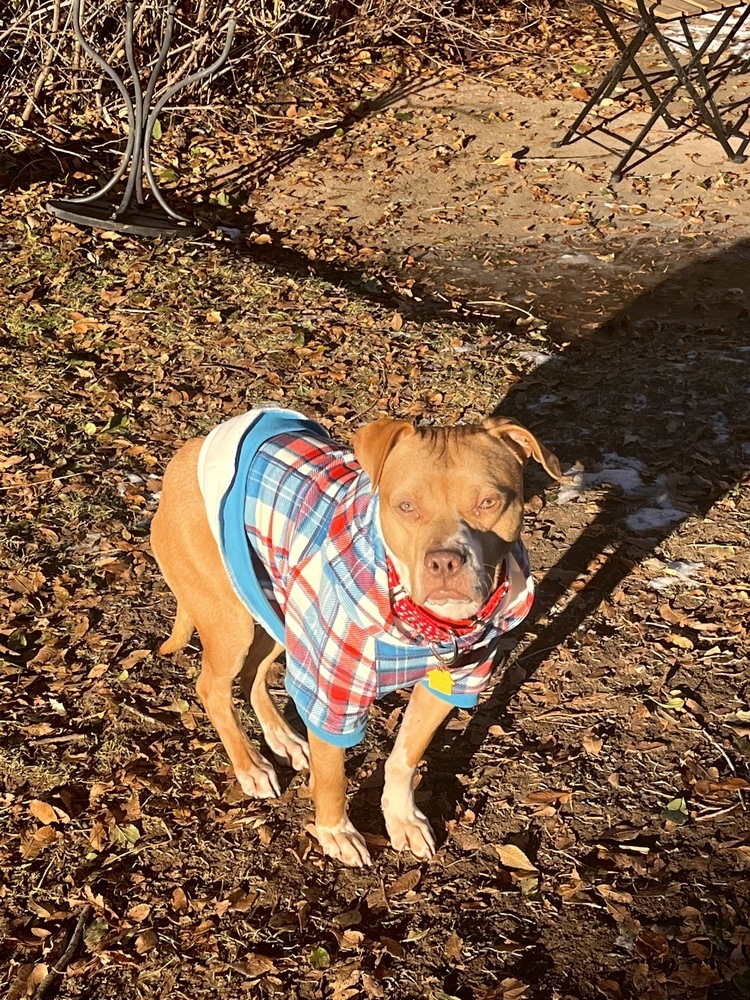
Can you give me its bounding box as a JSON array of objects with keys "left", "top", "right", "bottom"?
[
  {"left": 353, "top": 419, "right": 415, "bottom": 488},
  {"left": 483, "top": 416, "right": 562, "bottom": 480}
]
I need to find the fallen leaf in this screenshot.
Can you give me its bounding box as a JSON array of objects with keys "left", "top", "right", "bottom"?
[
  {"left": 28, "top": 800, "right": 57, "bottom": 825},
  {"left": 135, "top": 929, "right": 158, "bottom": 954},
  {"left": 20, "top": 826, "right": 58, "bottom": 859},
  {"left": 493, "top": 844, "right": 538, "bottom": 872},
  {"left": 309, "top": 945, "right": 330, "bottom": 969},
  {"left": 333, "top": 909, "right": 362, "bottom": 929},
  {"left": 172, "top": 887, "right": 189, "bottom": 912},
  {"left": 662, "top": 797, "right": 690, "bottom": 825},
  {"left": 583, "top": 732, "right": 604, "bottom": 755},
  {"left": 128, "top": 903, "right": 151, "bottom": 922},
  {"left": 388, "top": 869, "right": 421, "bottom": 897},
  {"left": 236, "top": 954, "right": 276, "bottom": 977},
  {"left": 445, "top": 930, "right": 463, "bottom": 961}
]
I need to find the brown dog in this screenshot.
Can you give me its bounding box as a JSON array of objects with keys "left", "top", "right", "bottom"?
[{"left": 151, "top": 409, "right": 560, "bottom": 866}]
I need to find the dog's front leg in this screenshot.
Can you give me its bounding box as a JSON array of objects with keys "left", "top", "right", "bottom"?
[
  {"left": 308, "top": 733, "right": 371, "bottom": 867},
  {"left": 382, "top": 681, "right": 453, "bottom": 859}
]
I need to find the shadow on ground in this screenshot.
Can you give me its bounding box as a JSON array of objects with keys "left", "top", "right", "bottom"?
[{"left": 431, "top": 237, "right": 750, "bottom": 800}]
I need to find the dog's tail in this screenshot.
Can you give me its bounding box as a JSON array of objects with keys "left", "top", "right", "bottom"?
[{"left": 159, "top": 603, "right": 195, "bottom": 655}]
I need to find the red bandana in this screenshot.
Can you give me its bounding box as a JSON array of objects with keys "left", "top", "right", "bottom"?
[{"left": 386, "top": 556, "right": 510, "bottom": 645}]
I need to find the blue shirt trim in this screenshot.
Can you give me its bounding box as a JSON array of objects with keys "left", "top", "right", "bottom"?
[
  {"left": 284, "top": 672, "right": 368, "bottom": 748},
  {"left": 218, "top": 410, "right": 328, "bottom": 647}
]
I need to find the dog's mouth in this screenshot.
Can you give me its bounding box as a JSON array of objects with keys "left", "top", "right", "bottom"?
[
  {"left": 423, "top": 595, "right": 482, "bottom": 621},
  {"left": 420, "top": 564, "right": 501, "bottom": 615},
  {"left": 422, "top": 587, "right": 477, "bottom": 605}
]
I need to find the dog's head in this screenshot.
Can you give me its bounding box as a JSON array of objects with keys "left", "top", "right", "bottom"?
[{"left": 353, "top": 417, "right": 561, "bottom": 620}]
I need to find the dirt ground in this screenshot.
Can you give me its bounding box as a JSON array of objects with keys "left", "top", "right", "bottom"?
[{"left": 2, "top": 18, "right": 750, "bottom": 1000}]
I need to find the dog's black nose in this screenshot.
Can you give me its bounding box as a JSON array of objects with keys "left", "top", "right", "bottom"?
[{"left": 424, "top": 548, "right": 466, "bottom": 577}]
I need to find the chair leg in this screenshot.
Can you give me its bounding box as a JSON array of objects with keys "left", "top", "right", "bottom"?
[
  {"left": 555, "top": 0, "right": 750, "bottom": 176},
  {"left": 649, "top": 7, "right": 750, "bottom": 164},
  {"left": 596, "top": 5, "right": 679, "bottom": 127},
  {"left": 552, "top": 27, "right": 650, "bottom": 148}
]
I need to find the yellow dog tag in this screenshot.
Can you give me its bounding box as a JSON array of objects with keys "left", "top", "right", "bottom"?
[{"left": 428, "top": 669, "right": 454, "bottom": 695}]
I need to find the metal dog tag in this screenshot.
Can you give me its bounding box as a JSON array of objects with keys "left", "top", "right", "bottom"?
[{"left": 427, "top": 669, "right": 454, "bottom": 695}]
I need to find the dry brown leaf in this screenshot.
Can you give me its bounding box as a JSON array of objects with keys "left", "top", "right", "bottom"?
[
  {"left": 493, "top": 844, "right": 538, "bottom": 872},
  {"left": 583, "top": 732, "right": 604, "bottom": 755},
  {"left": 88, "top": 821, "right": 108, "bottom": 852},
  {"left": 596, "top": 884, "right": 633, "bottom": 904},
  {"left": 119, "top": 648, "right": 151, "bottom": 670},
  {"left": 659, "top": 603, "right": 685, "bottom": 625},
  {"left": 135, "top": 929, "right": 158, "bottom": 954},
  {"left": 444, "top": 930, "right": 463, "bottom": 961},
  {"left": 238, "top": 954, "right": 276, "bottom": 977},
  {"left": 665, "top": 632, "right": 694, "bottom": 650},
  {"left": 381, "top": 936, "right": 405, "bottom": 958},
  {"left": 523, "top": 789, "right": 571, "bottom": 805},
  {"left": 500, "top": 978, "right": 530, "bottom": 999},
  {"left": 29, "top": 799, "right": 57, "bottom": 825},
  {"left": 172, "top": 887, "right": 189, "bottom": 912},
  {"left": 366, "top": 886, "right": 389, "bottom": 910},
  {"left": 128, "top": 903, "right": 152, "bottom": 922},
  {"left": 388, "top": 869, "right": 421, "bottom": 897},
  {"left": 335, "top": 928, "right": 365, "bottom": 951},
  {"left": 597, "top": 980, "right": 622, "bottom": 999},
  {"left": 257, "top": 823, "right": 273, "bottom": 845},
  {"left": 20, "top": 825, "right": 58, "bottom": 859}
]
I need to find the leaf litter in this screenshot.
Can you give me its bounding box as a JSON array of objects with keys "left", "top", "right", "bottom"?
[{"left": 2, "top": 18, "right": 750, "bottom": 1000}]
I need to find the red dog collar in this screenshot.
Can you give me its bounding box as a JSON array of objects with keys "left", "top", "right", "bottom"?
[{"left": 386, "top": 556, "right": 510, "bottom": 646}]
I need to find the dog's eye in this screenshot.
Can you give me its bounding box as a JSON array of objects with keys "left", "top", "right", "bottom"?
[
  {"left": 478, "top": 497, "right": 498, "bottom": 511},
  {"left": 397, "top": 501, "right": 415, "bottom": 514}
]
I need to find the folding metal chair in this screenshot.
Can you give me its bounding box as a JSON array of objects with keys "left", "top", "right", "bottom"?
[{"left": 552, "top": 0, "right": 750, "bottom": 180}]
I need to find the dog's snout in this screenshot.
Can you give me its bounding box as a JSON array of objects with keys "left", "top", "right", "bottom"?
[{"left": 424, "top": 548, "right": 466, "bottom": 578}]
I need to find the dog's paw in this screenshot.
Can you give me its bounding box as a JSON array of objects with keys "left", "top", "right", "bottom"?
[
  {"left": 235, "top": 758, "right": 281, "bottom": 799},
  {"left": 264, "top": 726, "right": 310, "bottom": 772},
  {"left": 308, "top": 819, "right": 372, "bottom": 868},
  {"left": 384, "top": 808, "right": 436, "bottom": 860}
]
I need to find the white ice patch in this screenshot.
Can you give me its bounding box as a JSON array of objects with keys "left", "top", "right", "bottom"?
[
  {"left": 710, "top": 411, "right": 730, "bottom": 446},
  {"left": 557, "top": 453, "right": 688, "bottom": 533},
  {"left": 517, "top": 350, "right": 556, "bottom": 367},
  {"left": 662, "top": 13, "right": 750, "bottom": 58},
  {"left": 644, "top": 558, "right": 707, "bottom": 590}
]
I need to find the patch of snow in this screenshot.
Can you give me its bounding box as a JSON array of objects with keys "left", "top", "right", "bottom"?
[
  {"left": 647, "top": 559, "right": 707, "bottom": 590},
  {"left": 663, "top": 13, "right": 750, "bottom": 57},
  {"left": 626, "top": 505, "right": 687, "bottom": 532},
  {"left": 557, "top": 452, "right": 688, "bottom": 534},
  {"left": 557, "top": 253, "right": 600, "bottom": 266},
  {"left": 517, "top": 350, "right": 555, "bottom": 367},
  {"left": 710, "top": 411, "right": 730, "bottom": 445}
]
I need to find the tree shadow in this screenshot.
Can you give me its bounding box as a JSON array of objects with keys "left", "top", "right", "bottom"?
[
  {"left": 433, "top": 237, "right": 750, "bottom": 798},
  {"left": 208, "top": 75, "right": 436, "bottom": 205}
]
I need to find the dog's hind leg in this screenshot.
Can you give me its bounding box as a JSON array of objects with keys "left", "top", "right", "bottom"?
[
  {"left": 196, "top": 610, "right": 282, "bottom": 800},
  {"left": 239, "top": 630, "right": 310, "bottom": 771},
  {"left": 152, "top": 438, "right": 280, "bottom": 799}
]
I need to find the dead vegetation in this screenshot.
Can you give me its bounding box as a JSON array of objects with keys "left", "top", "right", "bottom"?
[
  {"left": 2, "top": 0, "right": 561, "bottom": 126},
  {"left": 1, "top": 2, "right": 750, "bottom": 998}
]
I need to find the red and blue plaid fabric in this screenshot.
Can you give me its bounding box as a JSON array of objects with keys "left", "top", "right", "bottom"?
[{"left": 200, "top": 409, "right": 535, "bottom": 747}]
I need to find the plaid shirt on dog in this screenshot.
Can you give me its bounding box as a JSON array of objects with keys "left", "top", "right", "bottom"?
[{"left": 197, "top": 409, "right": 535, "bottom": 747}]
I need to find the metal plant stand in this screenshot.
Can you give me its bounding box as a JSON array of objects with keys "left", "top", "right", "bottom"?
[{"left": 46, "top": 0, "right": 236, "bottom": 237}]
